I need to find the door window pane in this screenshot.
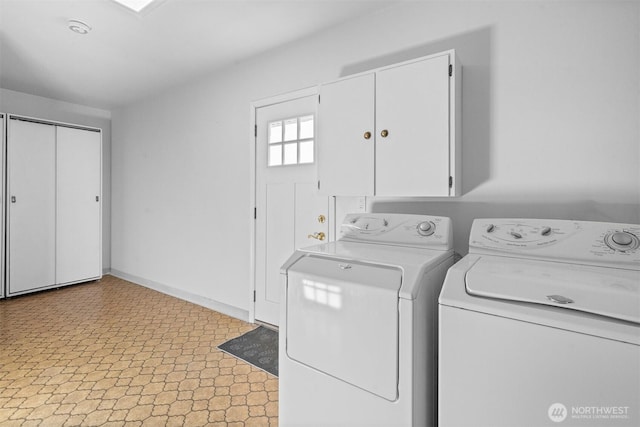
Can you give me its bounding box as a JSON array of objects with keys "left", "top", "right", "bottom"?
[
  {"left": 299, "top": 115, "right": 314, "bottom": 139},
  {"left": 268, "top": 145, "right": 282, "bottom": 166},
  {"left": 284, "top": 118, "right": 298, "bottom": 142},
  {"left": 283, "top": 143, "right": 298, "bottom": 165},
  {"left": 269, "top": 121, "right": 282, "bottom": 144},
  {"left": 299, "top": 140, "right": 314, "bottom": 164}
]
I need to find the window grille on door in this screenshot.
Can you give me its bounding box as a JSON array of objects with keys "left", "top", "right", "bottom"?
[{"left": 267, "top": 115, "right": 314, "bottom": 167}]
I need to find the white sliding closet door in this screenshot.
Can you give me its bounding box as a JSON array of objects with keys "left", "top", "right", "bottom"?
[
  {"left": 8, "top": 119, "right": 57, "bottom": 294},
  {"left": 0, "top": 114, "right": 4, "bottom": 299},
  {"left": 56, "top": 126, "right": 102, "bottom": 284}
]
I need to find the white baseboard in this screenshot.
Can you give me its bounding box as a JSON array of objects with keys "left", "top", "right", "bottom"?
[{"left": 107, "top": 269, "right": 250, "bottom": 322}]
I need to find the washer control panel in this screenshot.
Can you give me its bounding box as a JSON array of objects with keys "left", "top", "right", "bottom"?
[
  {"left": 480, "top": 221, "right": 578, "bottom": 246},
  {"left": 340, "top": 213, "right": 452, "bottom": 249},
  {"left": 470, "top": 218, "right": 640, "bottom": 269}
]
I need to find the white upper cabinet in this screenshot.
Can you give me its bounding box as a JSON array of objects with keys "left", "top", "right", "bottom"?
[
  {"left": 318, "top": 73, "right": 375, "bottom": 196},
  {"left": 318, "top": 50, "right": 461, "bottom": 197}
]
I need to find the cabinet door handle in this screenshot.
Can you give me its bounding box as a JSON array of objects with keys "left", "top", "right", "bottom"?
[
  {"left": 363, "top": 131, "right": 372, "bottom": 140},
  {"left": 380, "top": 129, "right": 389, "bottom": 138}
]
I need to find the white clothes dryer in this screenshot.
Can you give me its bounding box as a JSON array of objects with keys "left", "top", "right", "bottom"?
[
  {"left": 439, "top": 218, "right": 640, "bottom": 427},
  {"left": 280, "top": 213, "right": 455, "bottom": 426}
]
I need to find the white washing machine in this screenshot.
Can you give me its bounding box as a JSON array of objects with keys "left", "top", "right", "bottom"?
[
  {"left": 280, "top": 213, "right": 455, "bottom": 426},
  {"left": 439, "top": 218, "right": 640, "bottom": 427}
]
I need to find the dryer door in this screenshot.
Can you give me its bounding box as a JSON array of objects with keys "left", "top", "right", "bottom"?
[{"left": 286, "top": 255, "right": 402, "bottom": 401}]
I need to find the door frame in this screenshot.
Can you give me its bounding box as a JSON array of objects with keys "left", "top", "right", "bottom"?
[{"left": 248, "top": 86, "right": 320, "bottom": 323}]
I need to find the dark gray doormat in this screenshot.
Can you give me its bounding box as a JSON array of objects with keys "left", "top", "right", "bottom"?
[{"left": 218, "top": 326, "right": 278, "bottom": 377}]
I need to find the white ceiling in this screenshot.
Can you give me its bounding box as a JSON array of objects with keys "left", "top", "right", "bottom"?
[{"left": 0, "top": 0, "right": 396, "bottom": 109}]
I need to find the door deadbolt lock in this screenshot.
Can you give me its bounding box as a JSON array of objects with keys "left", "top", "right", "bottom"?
[
  {"left": 308, "top": 232, "right": 326, "bottom": 241},
  {"left": 11, "top": 196, "right": 16, "bottom": 203},
  {"left": 317, "top": 215, "right": 326, "bottom": 224}
]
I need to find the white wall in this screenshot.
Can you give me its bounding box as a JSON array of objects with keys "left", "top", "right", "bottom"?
[
  {"left": 0, "top": 88, "right": 112, "bottom": 271},
  {"left": 111, "top": 1, "right": 640, "bottom": 318}
]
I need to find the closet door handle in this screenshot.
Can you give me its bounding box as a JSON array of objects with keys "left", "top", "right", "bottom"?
[{"left": 11, "top": 196, "right": 16, "bottom": 203}]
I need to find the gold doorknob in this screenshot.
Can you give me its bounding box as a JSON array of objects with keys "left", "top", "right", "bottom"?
[
  {"left": 380, "top": 129, "right": 389, "bottom": 138},
  {"left": 363, "top": 131, "right": 372, "bottom": 140},
  {"left": 308, "top": 232, "right": 326, "bottom": 241},
  {"left": 317, "top": 215, "right": 326, "bottom": 223}
]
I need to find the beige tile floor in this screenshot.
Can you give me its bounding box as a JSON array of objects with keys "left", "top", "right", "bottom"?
[{"left": 0, "top": 275, "right": 278, "bottom": 426}]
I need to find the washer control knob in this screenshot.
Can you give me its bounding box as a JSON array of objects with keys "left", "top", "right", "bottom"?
[
  {"left": 612, "top": 232, "right": 633, "bottom": 246},
  {"left": 541, "top": 226, "right": 552, "bottom": 236},
  {"left": 417, "top": 221, "right": 435, "bottom": 236},
  {"left": 510, "top": 232, "right": 522, "bottom": 239},
  {"left": 486, "top": 224, "right": 495, "bottom": 233},
  {"left": 604, "top": 231, "right": 639, "bottom": 252}
]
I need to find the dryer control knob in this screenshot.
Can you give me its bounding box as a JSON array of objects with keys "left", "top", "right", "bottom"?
[{"left": 417, "top": 221, "right": 435, "bottom": 236}]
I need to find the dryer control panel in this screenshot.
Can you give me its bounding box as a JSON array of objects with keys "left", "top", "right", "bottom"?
[
  {"left": 469, "top": 218, "right": 640, "bottom": 269},
  {"left": 339, "top": 213, "right": 452, "bottom": 249}
]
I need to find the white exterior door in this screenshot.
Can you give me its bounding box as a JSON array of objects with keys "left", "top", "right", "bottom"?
[
  {"left": 8, "top": 119, "right": 57, "bottom": 295},
  {"left": 56, "top": 126, "right": 102, "bottom": 284},
  {"left": 254, "top": 94, "right": 329, "bottom": 326}
]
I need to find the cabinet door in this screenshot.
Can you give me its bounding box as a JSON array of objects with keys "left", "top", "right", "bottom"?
[
  {"left": 8, "top": 119, "right": 56, "bottom": 295},
  {"left": 56, "top": 127, "right": 102, "bottom": 284},
  {"left": 318, "top": 73, "right": 375, "bottom": 196},
  {"left": 376, "top": 54, "right": 451, "bottom": 196}
]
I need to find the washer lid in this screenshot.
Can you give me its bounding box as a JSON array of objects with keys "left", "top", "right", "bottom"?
[{"left": 465, "top": 257, "right": 640, "bottom": 324}]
